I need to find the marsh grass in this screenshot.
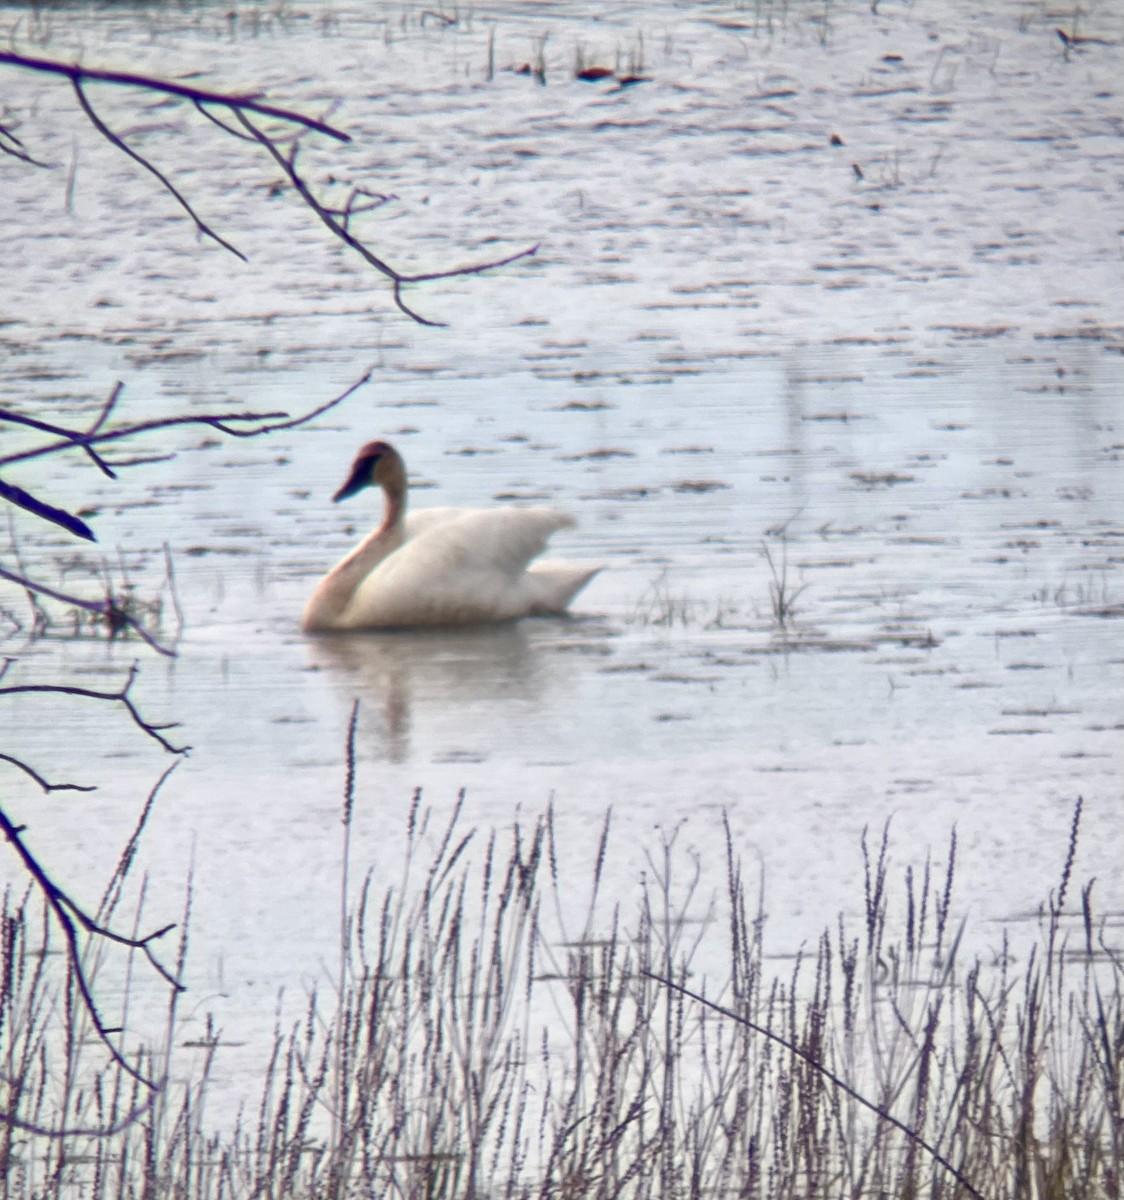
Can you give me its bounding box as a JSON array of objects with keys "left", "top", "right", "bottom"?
[
  {"left": 1033, "top": 572, "right": 1118, "bottom": 616},
  {"left": 0, "top": 522, "right": 182, "bottom": 652},
  {"left": 1, "top": 789, "right": 1121, "bottom": 1200},
  {"left": 761, "top": 536, "right": 808, "bottom": 632},
  {"left": 629, "top": 569, "right": 698, "bottom": 628}
]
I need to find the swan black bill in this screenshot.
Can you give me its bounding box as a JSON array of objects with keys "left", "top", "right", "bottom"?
[{"left": 333, "top": 455, "right": 377, "bottom": 502}]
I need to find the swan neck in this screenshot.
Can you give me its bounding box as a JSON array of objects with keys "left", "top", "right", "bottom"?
[
  {"left": 378, "top": 474, "right": 406, "bottom": 537},
  {"left": 301, "top": 467, "right": 407, "bottom": 632}
]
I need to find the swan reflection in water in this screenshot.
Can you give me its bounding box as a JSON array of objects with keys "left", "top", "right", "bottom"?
[
  {"left": 305, "top": 621, "right": 590, "bottom": 766},
  {"left": 302, "top": 441, "right": 600, "bottom": 632}
]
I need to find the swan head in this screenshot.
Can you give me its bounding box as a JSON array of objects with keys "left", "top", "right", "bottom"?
[{"left": 333, "top": 440, "right": 405, "bottom": 503}]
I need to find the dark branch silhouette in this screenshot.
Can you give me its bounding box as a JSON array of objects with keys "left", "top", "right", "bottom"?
[
  {"left": 0, "top": 119, "right": 51, "bottom": 167},
  {"left": 70, "top": 74, "right": 248, "bottom": 261},
  {"left": 644, "top": 971, "right": 986, "bottom": 1200},
  {"left": 0, "top": 367, "right": 374, "bottom": 652},
  {"left": 0, "top": 763, "right": 184, "bottom": 1100},
  {"left": 2, "top": 368, "right": 372, "bottom": 471},
  {"left": 1, "top": 667, "right": 190, "bottom": 1124},
  {"left": 0, "top": 751, "right": 96, "bottom": 793},
  {"left": 1, "top": 380, "right": 124, "bottom": 477},
  {"left": 234, "top": 109, "right": 539, "bottom": 325},
  {"left": 0, "top": 662, "right": 190, "bottom": 755},
  {"left": 0, "top": 564, "right": 176, "bottom": 657},
  {"left": 0, "top": 49, "right": 536, "bottom": 323},
  {"left": 0, "top": 479, "right": 96, "bottom": 541},
  {"left": 0, "top": 51, "right": 351, "bottom": 138},
  {"left": 0, "top": 1095, "right": 158, "bottom": 1141}
]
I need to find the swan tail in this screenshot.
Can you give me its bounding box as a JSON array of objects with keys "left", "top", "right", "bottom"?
[{"left": 526, "top": 563, "right": 602, "bottom": 614}]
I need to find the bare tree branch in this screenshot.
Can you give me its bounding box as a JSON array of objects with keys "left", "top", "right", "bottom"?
[
  {"left": 0, "top": 115, "right": 52, "bottom": 166},
  {"left": 0, "top": 1094, "right": 158, "bottom": 1140},
  {"left": 0, "top": 763, "right": 184, "bottom": 1095},
  {"left": 0, "top": 563, "right": 176, "bottom": 656},
  {"left": 0, "top": 479, "right": 96, "bottom": 541},
  {"left": 0, "top": 50, "right": 350, "bottom": 140},
  {"left": 1, "top": 50, "right": 536, "bottom": 324},
  {"left": 0, "top": 380, "right": 124, "bottom": 477},
  {"left": 0, "top": 751, "right": 97, "bottom": 793},
  {"left": 0, "top": 662, "right": 190, "bottom": 754},
  {"left": 235, "top": 109, "right": 539, "bottom": 326},
  {"left": 0, "top": 365, "right": 373, "bottom": 474},
  {"left": 71, "top": 74, "right": 248, "bottom": 260},
  {"left": 0, "top": 368, "right": 374, "bottom": 652}
]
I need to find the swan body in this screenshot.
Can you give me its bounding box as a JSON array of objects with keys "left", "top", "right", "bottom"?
[{"left": 302, "top": 441, "right": 600, "bottom": 632}]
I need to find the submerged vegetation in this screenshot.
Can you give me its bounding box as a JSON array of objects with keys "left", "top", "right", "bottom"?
[{"left": 2, "top": 770, "right": 1120, "bottom": 1199}]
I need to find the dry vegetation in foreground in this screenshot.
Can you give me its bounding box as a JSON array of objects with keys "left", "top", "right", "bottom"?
[{"left": 1, "top": 783, "right": 1121, "bottom": 1200}]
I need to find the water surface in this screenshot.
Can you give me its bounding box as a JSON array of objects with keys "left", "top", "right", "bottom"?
[{"left": 2, "top": 0, "right": 1122, "bottom": 1105}]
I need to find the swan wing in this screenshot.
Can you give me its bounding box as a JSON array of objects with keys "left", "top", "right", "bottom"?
[
  {"left": 413, "top": 507, "right": 576, "bottom": 575},
  {"left": 342, "top": 507, "right": 588, "bottom": 627},
  {"left": 402, "top": 507, "right": 476, "bottom": 538}
]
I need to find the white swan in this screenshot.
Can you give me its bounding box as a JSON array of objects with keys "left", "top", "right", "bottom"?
[{"left": 302, "top": 441, "right": 600, "bottom": 631}]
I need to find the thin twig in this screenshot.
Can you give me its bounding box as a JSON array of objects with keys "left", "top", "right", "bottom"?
[
  {"left": 3, "top": 52, "right": 532, "bottom": 324},
  {"left": 0, "top": 751, "right": 97, "bottom": 793},
  {"left": 0, "top": 479, "right": 95, "bottom": 541},
  {"left": 71, "top": 76, "right": 248, "bottom": 260},
  {"left": 643, "top": 971, "right": 988, "bottom": 1200},
  {"left": 0, "top": 50, "right": 350, "bottom": 141},
  {"left": 0, "top": 117, "right": 52, "bottom": 167},
  {"left": 0, "top": 564, "right": 175, "bottom": 657},
  {"left": 235, "top": 110, "right": 538, "bottom": 326},
  {"left": 0, "top": 662, "right": 190, "bottom": 754},
  {"left": 0, "top": 790, "right": 185, "bottom": 1091},
  {"left": 0, "top": 1092, "right": 158, "bottom": 1139},
  {"left": 0, "top": 366, "right": 374, "bottom": 470},
  {"left": 0, "top": 384, "right": 121, "bottom": 476}
]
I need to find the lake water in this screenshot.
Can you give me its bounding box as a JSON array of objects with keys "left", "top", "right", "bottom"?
[{"left": 2, "top": 0, "right": 1122, "bottom": 1108}]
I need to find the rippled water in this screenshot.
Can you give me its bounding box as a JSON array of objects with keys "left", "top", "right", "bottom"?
[{"left": 2, "top": 0, "right": 1122, "bottom": 1104}]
